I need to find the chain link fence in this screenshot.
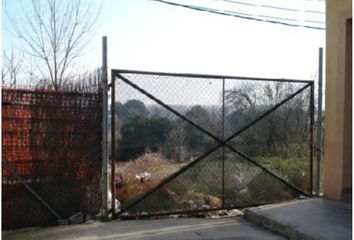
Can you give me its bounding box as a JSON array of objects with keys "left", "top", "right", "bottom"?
[
  {"left": 111, "top": 70, "right": 314, "bottom": 218},
  {"left": 2, "top": 88, "right": 102, "bottom": 229}
]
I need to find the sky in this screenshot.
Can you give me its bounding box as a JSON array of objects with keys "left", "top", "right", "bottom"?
[{"left": 2, "top": 0, "right": 325, "bottom": 86}]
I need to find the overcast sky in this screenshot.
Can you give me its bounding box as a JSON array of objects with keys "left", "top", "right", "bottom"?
[{"left": 2, "top": 0, "right": 325, "bottom": 86}]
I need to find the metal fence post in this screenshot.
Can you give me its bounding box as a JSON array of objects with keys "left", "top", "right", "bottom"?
[
  {"left": 316, "top": 47, "right": 323, "bottom": 197},
  {"left": 222, "top": 78, "right": 225, "bottom": 208},
  {"left": 111, "top": 71, "right": 116, "bottom": 217},
  {"left": 101, "top": 36, "right": 109, "bottom": 218},
  {"left": 309, "top": 82, "right": 315, "bottom": 197}
]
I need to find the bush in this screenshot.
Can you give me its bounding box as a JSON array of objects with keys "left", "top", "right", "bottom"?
[
  {"left": 256, "top": 155, "right": 309, "bottom": 191},
  {"left": 247, "top": 172, "right": 295, "bottom": 204},
  {"left": 117, "top": 117, "right": 172, "bottom": 160}
]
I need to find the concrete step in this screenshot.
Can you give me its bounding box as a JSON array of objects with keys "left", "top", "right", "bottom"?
[
  {"left": 244, "top": 198, "right": 352, "bottom": 240},
  {"left": 342, "top": 188, "right": 352, "bottom": 204}
]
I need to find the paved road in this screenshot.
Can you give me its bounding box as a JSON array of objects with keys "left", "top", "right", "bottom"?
[
  {"left": 245, "top": 198, "right": 352, "bottom": 240},
  {"left": 3, "top": 217, "right": 286, "bottom": 240}
]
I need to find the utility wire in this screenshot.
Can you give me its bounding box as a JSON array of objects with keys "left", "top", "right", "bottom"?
[
  {"left": 155, "top": 0, "right": 325, "bottom": 24},
  {"left": 151, "top": 0, "right": 325, "bottom": 30},
  {"left": 214, "top": 0, "right": 325, "bottom": 14}
]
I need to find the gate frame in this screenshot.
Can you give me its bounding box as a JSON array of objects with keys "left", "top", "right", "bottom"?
[{"left": 110, "top": 69, "right": 315, "bottom": 218}]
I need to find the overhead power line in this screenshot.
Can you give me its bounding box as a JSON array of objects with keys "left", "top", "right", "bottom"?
[
  {"left": 214, "top": 0, "right": 325, "bottom": 14},
  {"left": 151, "top": 0, "right": 326, "bottom": 30}
]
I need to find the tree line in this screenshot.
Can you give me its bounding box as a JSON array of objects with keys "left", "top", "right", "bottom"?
[{"left": 115, "top": 82, "right": 310, "bottom": 162}]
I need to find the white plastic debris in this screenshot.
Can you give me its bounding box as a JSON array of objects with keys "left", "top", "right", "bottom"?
[
  {"left": 135, "top": 172, "right": 151, "bottom": 182},
  {"left": 239, "top": 188, "right": 248, "bottom": 195},
  {"left": 108, "top": 189, "right": 121, "bottom": 213}
]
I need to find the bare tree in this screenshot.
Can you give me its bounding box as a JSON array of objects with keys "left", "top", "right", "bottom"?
[
  {"left": 225, "top": 82, "right": 309, "bottom": 156},
  {"left": 7, "top": 0, "right": 100, "bottom": 90},
  {"left": 1, "top": 58, "right": 8, "bottom": 85},
  {"left": 2, "top": 48, "right": 24, "bottom": 87}
]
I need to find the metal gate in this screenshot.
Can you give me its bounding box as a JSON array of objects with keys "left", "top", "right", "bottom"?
[{"left": 110, "top": 69, "right": 314, "bottom": 218}]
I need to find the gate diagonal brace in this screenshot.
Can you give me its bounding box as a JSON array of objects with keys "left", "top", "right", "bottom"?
[
  {"left": 2, "top": 159, "right": 64, "bottom": 221},
  {"left": 115, "top": 73, "right": 222, "bottom": 145},
  {"left": 113, "top": 72, "right": 311, "bottom": 216},
  {"left": 116, "top": 73, "right": 309, "bottom": 146},
  {"left": 116, "top": 144, "right": 222, "bottom": 216},
  {"left": 224, "top": 144, "right": 309, "bottom": 197}
]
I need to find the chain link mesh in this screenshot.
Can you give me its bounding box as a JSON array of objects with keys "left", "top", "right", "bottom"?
[
  {"left": 228, "top": 87, "right": 311, "bottom": 192},
  {"left": 112, "top": 71, "right": 312, "bottom": 217}
]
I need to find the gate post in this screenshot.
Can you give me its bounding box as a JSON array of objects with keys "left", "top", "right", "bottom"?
[
  {"left": 309, "top": 82, "right": 315, "bottom": 197},
  {"left": 111, "top": 71, "right": 116, "bottom": 217},
  {"left": 316, "top": 47, "right": 323, "bottom": 197},
  {"left": 101, "top": 36, "right": 109, "bottom": 218},
  {"left": 222, "top": 78, "right": 225, "bottom": 208}
]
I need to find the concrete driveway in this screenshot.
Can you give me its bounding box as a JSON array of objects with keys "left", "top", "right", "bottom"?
[{"left": 3, "top": 216, "right": 285, "bottom": 240}]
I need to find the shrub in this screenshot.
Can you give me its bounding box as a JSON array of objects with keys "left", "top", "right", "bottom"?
[{"left": 117, "top": 117, "right": 172, "bottom": 160}]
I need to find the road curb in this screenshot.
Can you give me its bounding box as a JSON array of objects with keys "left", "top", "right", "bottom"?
[{"left": 244, "top": 208, "right": 317, "bottom": 240}]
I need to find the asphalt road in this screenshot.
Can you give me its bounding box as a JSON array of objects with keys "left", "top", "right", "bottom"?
[{"left": 3, "top": 216, "right": 286, "bottom": 240}]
